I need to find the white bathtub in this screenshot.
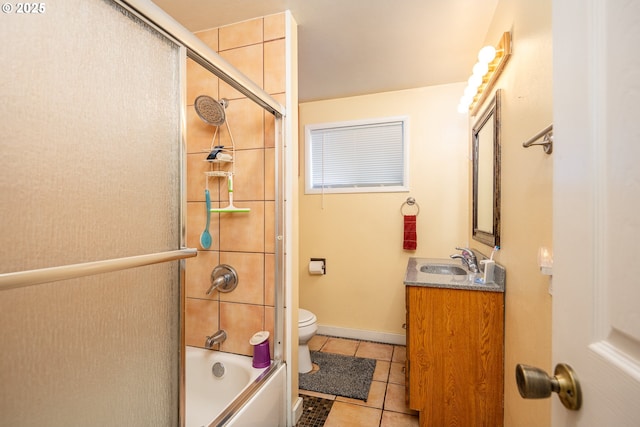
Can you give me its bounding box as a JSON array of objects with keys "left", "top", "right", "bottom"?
[{"left": 185, "top": 346, "right": 285, "bottom": 427}]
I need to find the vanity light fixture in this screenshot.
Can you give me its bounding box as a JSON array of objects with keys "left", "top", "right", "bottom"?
[{"left": 458, "top": 32, "right": 512, "bottom": 115}]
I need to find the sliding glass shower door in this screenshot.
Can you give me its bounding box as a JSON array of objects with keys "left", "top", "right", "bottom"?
[{"left": 0, "top": 1, "right": 188, "bottom": 425}]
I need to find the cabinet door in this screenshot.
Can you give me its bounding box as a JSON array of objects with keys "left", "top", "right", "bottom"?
[{"left": 407, "top": 286, "right": 504, "bottom": 427}]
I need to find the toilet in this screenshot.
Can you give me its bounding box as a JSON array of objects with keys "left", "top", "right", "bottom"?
[{"left": 298, "top": 308, "right": 318, "bottom": 374}]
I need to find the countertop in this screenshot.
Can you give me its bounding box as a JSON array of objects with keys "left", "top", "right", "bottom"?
[{"left": 404, "top": 257, "right": 505, "bottom": 293}]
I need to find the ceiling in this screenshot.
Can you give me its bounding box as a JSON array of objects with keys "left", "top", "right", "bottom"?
[{"left": 152, "top": 0, "right": 499, "bottom": 103}]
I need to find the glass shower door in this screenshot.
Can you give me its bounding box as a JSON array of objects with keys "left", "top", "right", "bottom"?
[{"left": 0, "top": 0, "right": 188, "bottom": 425}]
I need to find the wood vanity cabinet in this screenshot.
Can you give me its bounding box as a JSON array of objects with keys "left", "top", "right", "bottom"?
[{"left": 405, "top": 285, "right": 504, "bottom": 427}]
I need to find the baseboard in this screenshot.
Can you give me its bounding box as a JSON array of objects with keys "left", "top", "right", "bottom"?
[
  {"left": 292, "top": 396, "right": 303, "bottom": 425},
  {"left": 317, "top": 324, "right": 406, "bottom": 346}
]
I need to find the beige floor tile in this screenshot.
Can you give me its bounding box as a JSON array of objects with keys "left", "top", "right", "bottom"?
[
  {"left": 392, "top": 345, "right": 407, "bottom": 363},
  {"left": 355, "top": 341, "right": 394, "bottom": 361},
  {"left": 321, "top": 337, "right": 359, "bottom": 356},
  {"left": 336, "top": 380, "right": 386, "bottom": 409},
  {"left": 373, "top": 360, "right": 390, "bottom": 382},
  {"left": 323, "top": 401, "right": 382, "bottom": 427},
  {"left": 389, "top": 362, "right": 406, "bottom": 385},
  {"left": 381, "top": 410, "right": 420, "bottom": 427},
  {"left": 384, "top": 383, "right": 418, "bottom": 415},
  {"left": 308, "top": 334, "right": 328, "bottom": 351}
]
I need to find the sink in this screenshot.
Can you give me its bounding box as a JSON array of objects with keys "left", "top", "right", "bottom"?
[{"left": 419, "top": 264, "right": 467, "bottom": 275}]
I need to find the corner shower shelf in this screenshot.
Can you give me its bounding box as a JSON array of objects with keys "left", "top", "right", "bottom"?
[{"left": 204, "top": 170, "right": 231, "bottom": 178}]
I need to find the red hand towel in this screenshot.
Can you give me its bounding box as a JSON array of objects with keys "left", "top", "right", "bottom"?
[{"left": 403, "top": 215, "right": 417, "bottom": 250}]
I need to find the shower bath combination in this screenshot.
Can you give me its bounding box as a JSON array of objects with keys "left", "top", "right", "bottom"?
[{"left": 195, "top": 95, "right": 249, "bottom": 249}]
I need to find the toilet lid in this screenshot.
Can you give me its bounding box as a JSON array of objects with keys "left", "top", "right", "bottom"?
[{"left": 298, "top": 309, "right": 317, "bottom": 327}]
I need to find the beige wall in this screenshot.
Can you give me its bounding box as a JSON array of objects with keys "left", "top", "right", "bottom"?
[
  {"left": 475, "top": 1, "right": 553, "bottom": 426},
  {"left": 298, "top": 84, "right": 469, "bottom": 338},
  {"left": 184, "top": 14, "right": 289, "bottom": 358}
]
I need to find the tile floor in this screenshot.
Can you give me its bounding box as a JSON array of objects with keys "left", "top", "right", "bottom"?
[{"left": 299, "top": 335, "right": 419, "bottom": 427}]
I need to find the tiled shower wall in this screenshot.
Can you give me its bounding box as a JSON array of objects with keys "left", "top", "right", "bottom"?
[{"left": 185, "top": 14, "right": 286, "bottom": 357}]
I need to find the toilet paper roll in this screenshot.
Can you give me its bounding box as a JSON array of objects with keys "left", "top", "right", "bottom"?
[{"left": 308, "top": 260, "right": 324, "bottom": 275}]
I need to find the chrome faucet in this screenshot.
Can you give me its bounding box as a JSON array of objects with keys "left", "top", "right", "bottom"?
[
  {"left": 206, "top": 264, "right": 238, "bottom": 295},
  {"left": 205, "top": 330, "right": 227, "bottom": 349},
  {"left": 450, "top": 247, "right": 479, "bottom": 273}
]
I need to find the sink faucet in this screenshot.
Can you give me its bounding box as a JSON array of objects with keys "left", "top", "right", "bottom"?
[
  {"left": 205, "top": 330, "right": 227, "bottom": 349},
  {"left": 450, "top": 247, "right": 479, "bottom": 273}
]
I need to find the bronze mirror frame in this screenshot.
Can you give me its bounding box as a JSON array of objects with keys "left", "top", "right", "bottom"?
[{"left": 472, "top": 89, "right": 501, "bottom": 247}]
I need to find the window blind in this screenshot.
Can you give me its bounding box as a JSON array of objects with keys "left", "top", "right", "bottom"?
[{"left": 307, "top": 119, "right": 407, "bottom": 193}]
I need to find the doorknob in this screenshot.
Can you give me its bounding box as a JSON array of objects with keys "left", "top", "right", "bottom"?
[{"left": 515, "top": 363, "right": 582, "bottom": 410}]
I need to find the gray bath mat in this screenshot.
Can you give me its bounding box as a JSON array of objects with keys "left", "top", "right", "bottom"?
[{"left": 299, "top": 351, "right": 376, "bottom": 401}]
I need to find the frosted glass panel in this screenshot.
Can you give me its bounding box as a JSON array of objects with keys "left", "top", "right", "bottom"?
[
  {"left": 0, "top": 264, "right": 180, "bottom": 427},
  {"left": 0, "top": 0, "right": 181, "bottom": 273},
  {"left": 0, "top": 0, "right": 183, "bottom": 426}
]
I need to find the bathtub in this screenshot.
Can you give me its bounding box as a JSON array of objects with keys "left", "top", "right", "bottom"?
[{"left": 185, "top": 346, "right": 285, "bottom": 427}]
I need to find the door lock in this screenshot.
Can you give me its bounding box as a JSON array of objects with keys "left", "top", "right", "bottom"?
[{"left": 515, "top": 363, "right": 582, "bottom": 410}]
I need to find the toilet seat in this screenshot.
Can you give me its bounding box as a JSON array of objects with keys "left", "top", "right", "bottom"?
[{"left": 298, "top": 308, "right": 317, "bottom": 327}]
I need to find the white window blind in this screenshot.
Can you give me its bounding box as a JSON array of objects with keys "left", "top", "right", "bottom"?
[{"left": 305, "top": 117, "right": 409, "bottom": 194}]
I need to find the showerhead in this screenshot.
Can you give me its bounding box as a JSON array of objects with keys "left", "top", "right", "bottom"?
[{"left": 194, "top": 95, "right": 228, "bottom": 126}]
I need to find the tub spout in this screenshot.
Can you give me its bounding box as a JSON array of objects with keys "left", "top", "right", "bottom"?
[{"left": 205, "top": 330, "right": 227, "bottom": 349}]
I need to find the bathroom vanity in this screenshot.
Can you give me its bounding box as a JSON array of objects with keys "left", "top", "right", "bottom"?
[{"left": 404, "top": 257, "right": 505, "bottom": 427}]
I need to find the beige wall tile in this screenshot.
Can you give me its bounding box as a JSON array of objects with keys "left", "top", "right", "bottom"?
[
  {"left": 219, "top": 18, "right": 263, "bottom": 51},
  {"left": 264, "top": 13, "right": 285, "bottom": 41},
  {"left": 219, "top": 302, "right": 264, "bottom": 356},
  {"left": 186, "top": 298, "right": 219, "bottom": 348},
  {"left": 195, "top": 28, "right": 219, "bottom": 52},
  {"left": 187, "top": 153, "right": 219, "bottom": 202},
  {"left": 186, "top": 201, "right": 220, "bottom": 251},
  {"left": 187, "top": 106, "right": 220, "bottom": 154},
  {"left": 186, "top": 59, "right": 218, "bottom": 106},
  {"left": 219, "top": 44, "right": 264, "bottom": 99},
  {"left": 264, "top": 39, "right": 286, "bottom": 94},
  {"left": 185, "top": 12, "right": 289, "bottom": 365},
  {"left": 185, "top": 250, "right": 220, "bottom": 299},
  {"left": 229, "top": 149, "right": 264, "bottom": 201},
  {"left": 219, "top": 97, "right": 264, "bottom": 150},
  {"left": 219, "top": 201, "right": 265, "bottom": 252},
  {"left": 219, "top": 251, "right": 264, "bottom": 305}
]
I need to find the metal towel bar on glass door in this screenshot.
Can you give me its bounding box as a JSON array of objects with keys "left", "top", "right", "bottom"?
[{"left": 0, "top": 248, "right": 197, "bottom": 292}]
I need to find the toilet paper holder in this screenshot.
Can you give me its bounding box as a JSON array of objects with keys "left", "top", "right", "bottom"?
[{"left": 309, "top": 258, "right": 326, "bottom": 275}]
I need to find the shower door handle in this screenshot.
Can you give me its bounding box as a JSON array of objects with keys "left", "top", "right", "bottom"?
[{"left": 515, "top": 363, "right": 582, "bottom": 410}]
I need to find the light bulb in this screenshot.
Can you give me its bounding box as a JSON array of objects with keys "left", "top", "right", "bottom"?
[
  {"left": 478, "top": 45, "right": 497, "bottom": 63},
  {"left": 461, "top": 93, "right": 474, "bottom": 106},
  {"left": 464, "top": 85, "right": 477, "bottom": 97},
  {"left": 468, "top": 74, "right": 482, "bottom": 88},
  {"left": 457, "top": 103, "right": 469, "bottom": 114},
  {"left": 472, "top": 62, "right": 489, "bottom": 77}
]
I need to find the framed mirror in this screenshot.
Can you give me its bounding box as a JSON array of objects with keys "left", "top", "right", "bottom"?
[{"left": 472, "top": 89, "right": 501, "bottom": 247}]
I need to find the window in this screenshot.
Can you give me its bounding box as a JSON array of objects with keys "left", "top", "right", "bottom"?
[{"left": 305, "top": 116, "right": 409, "bottom": 194}]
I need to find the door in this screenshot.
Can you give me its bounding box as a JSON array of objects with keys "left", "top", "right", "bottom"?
[{"left": 552, "top": 0, "right": 640, "bottom": 425}]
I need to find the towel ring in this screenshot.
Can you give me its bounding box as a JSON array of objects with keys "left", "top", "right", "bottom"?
[{"left": 401, "top": 197, "right": 420, "bottom": 216}]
